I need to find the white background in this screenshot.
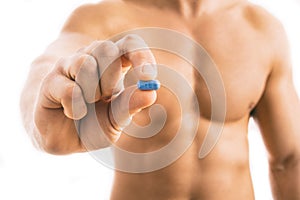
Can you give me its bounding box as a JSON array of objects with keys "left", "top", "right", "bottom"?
[{"left": 0, "top": 0, "right": 299, "bottom": 200}]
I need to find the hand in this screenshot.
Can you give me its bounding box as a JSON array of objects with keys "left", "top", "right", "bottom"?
[{"left": 34, "top": 34, "right": 157, "bottom": 154}]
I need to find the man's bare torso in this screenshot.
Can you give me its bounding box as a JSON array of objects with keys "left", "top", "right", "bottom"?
[{"left": 65, "top": 0, "right": 275, "bottom": 199}]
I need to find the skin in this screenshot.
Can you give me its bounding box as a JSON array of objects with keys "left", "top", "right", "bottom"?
[{"left": 20, "top": 0, "right": 300, "bottom": 199}]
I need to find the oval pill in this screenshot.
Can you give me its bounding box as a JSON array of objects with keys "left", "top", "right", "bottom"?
[{"left": 137, "top": 80, "right": 160, "bottom": 91}]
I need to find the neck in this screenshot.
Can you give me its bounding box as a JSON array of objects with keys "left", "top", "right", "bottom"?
[{"left": 124, "top": 0, "right": 243, "bottom": 17}]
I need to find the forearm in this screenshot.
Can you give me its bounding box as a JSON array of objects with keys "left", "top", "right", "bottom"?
[
  {"left": 20, "top": 33, "right": 95, "bottom": 143},
  {"left": 20, "top": 56, "right": 60, "bottom": 147},
  {"left": 270, "top": 156, "right": 300, "bottom": 200}
]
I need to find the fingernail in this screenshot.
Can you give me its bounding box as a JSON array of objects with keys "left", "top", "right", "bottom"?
[{"left": 141, "top": 63, "right": 157, "bottom": 79}]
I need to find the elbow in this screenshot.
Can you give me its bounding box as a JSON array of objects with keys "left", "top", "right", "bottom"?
[{"left": 270, "top": 152, "right": 300, "bottom": 172}]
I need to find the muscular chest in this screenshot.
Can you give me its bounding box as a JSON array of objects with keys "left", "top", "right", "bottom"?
[
  {"left": 192, "top": 31, "right": 270, "bottom": 120},
  {"left": 113, "top": 8, "right": 271, "bottom": 121},
  {"left": 150, "top": 32, "right": 269, "bottom": 122}
]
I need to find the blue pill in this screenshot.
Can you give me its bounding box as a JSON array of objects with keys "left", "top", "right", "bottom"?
[{"left": 137, "top": 80, "right": 160, "bottom": 91}]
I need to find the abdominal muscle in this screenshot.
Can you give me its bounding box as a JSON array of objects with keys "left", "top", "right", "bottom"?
[{"left": 110, "top": 106, "right": 255, "bottom": 200}]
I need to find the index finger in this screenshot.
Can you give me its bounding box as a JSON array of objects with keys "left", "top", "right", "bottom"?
[{"left": 116, "top": 34, "right": 157, "bottom": 81}]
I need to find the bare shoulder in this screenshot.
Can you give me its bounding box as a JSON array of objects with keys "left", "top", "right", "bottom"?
[
  {"left": 61, "top": 0, "right": 132, "bottom": 39},
  {"left": 241, "top": 2, "right": 290, "bottom": 69},
  {"left": 242, "top": 3, "right": 288, "bottom": 42}
]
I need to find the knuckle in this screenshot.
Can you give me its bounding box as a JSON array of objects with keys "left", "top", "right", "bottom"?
[
  {"left": 54, "top": 56, "right": 78, "bottom": 78},
  {"left": 77, "top": 55, "right": 98, "bottom": 77},
  {"left": 120, "top": 34, "right": 152, "bottom": 60},
  {"left": 122, "top": 34, "right": 147, "bottom": 50},
  {"left": 102, "top": 87, "right": 122, "bottom": 102},
  {"left": 99, "top": 40, "right": 115, "bottom": 50},
  {"left": 54, "top": 56, "right": 73, "bottom": 73},
  {"left": 40, "top": 72, "right": 57, "bottom": 94},
  {"left": 93, "top": 40, "right": 119, "bottom": 57},
  {"left": 55, "top": 57, "right": 66, "bottom": 68},
  {"left": 123, "top": 34, "right": 144, "bottom": 43},
  {"left": 86, "top": 41, "right": 102, "bottom": 52},
  {"left": 101, "top": 84, "right": 119, "bottom": 101},
  {"left": 42, "top": 71, "right": 56, "bottom": 85},
  {"left": 131, "top": 50, "right": 148, "bottom": 60}
]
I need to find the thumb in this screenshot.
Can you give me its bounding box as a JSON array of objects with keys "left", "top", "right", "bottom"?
[{"left": 109, "top": 85, "right": 157, "bottom": 130}]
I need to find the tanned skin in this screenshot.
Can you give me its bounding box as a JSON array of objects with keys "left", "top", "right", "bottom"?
[{"left": 20, "top": 0, "right": 300, "bottom": 199}]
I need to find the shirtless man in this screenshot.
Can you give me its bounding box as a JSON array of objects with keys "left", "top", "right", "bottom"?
[{"left": 20, "top": 0, "right": 300, "bottom": 199}]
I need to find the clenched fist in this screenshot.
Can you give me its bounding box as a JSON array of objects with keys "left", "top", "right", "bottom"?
[{"left": 34, "top": 34, "right": 158, "bottom": 154}]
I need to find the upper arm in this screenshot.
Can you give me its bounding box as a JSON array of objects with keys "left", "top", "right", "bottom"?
[
  {"left": 61, "top": 3, "right": 104, "bottom": 39},
  {"left": 21, "top": 3, "right": 104, "bottom": 132},
  {"left": 44, "top": 3, "right": 105, "bottom": 57},
  {"left": 252, "top": 18, "right": 300, "bottom": 167},
  {"left": 60, "top": 1, "right": 119, "bottom": 40},
  {"left": 33, "top": 2, "right": 114, "bottom": 66},
  {"left": 25, "top": 1, "right": 118, "bottom": 97}
]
